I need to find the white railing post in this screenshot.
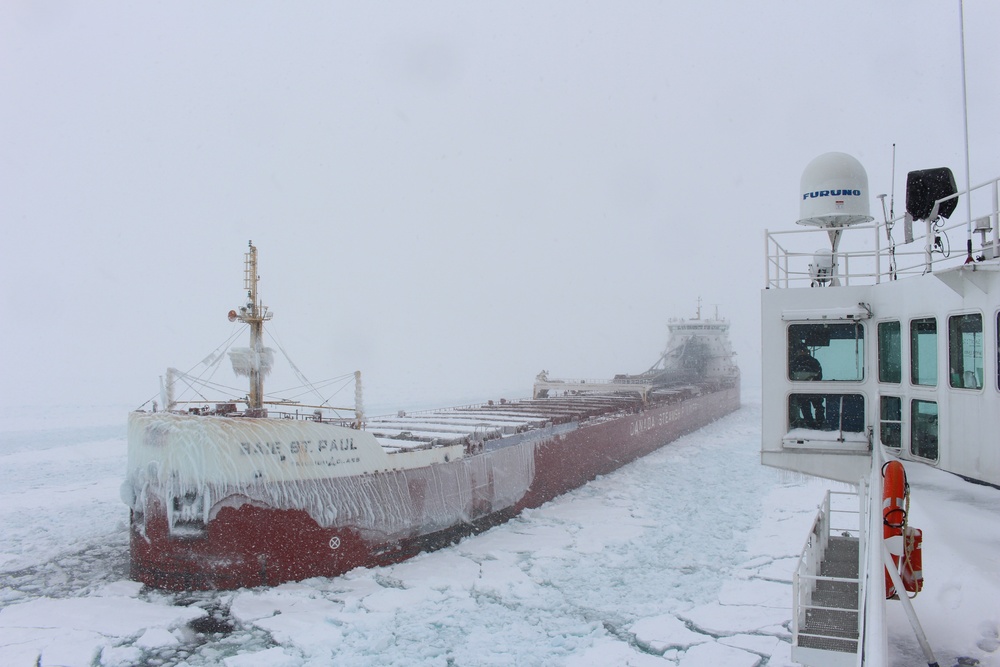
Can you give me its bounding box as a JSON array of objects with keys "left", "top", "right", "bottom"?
[
  {"left": 792, "top": 570, "right": 800, "bottom": 640},
  {"left": 924, "top": 218, "right": 934, "bottom": 273},
  {"left": 765, "top": 230, "right": 771, "bottom": 288},
  {"left": 882, "top": 542, "right": 939, "bottom": 666}
]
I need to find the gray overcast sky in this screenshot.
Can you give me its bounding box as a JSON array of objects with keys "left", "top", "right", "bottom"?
[{"left": 2, "top": 1, "right": 999, "bottom": 414}]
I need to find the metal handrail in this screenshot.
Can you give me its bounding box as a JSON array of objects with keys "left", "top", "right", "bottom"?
[
  {"left": 766, "top": 175, "right": 1000, "bottom": 288},
  {"left": 792, "top": 489, "right": 862, "bottom": 651}
]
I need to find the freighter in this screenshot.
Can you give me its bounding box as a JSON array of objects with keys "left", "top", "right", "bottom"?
[{"left": 123, "top": 243, "right": 740, "bottom": 590}]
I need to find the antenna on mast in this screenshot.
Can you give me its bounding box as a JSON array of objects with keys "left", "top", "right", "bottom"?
[
  {"left": 877, "top": 144, "right": 899, "bottom": 281},
  {"left": 959, "top": 0, "right": 975, "bottom": 263},
  {"left": 228, "top": 240, "right": 274, "bottom": 415},
  {"left": 890, "top": 143, "right": 896, "bottom": 221}
]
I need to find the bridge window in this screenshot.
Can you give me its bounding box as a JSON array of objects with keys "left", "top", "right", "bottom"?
[
  {"left": 787, "top": 323, "right": 865, "bottom": 382},
  {"left": 788, "top": 393, "right": 865, "bottom": 433},
  {"left": 910, "top": 399, "right": 938, "bottom": 460},
  {"left": 910, "top": 318, "right": 938, "bottom": 386},
  {"left": 948, "top": 313, "right": 983, "bottom": 389},
  {"left": 879, "top": 396, "right": 902, "bottom": 448},
  {"left": 878, "top": 321, "right": 901, "bottom": 383}
]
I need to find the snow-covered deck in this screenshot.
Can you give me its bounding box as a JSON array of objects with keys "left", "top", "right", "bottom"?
[{"left": 364, "top": 394, "right": 646, "bottom": 454}]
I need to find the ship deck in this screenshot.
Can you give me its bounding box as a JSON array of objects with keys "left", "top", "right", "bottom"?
[{"left": 366, "top": 385, "right": 707, "bottom": 454}]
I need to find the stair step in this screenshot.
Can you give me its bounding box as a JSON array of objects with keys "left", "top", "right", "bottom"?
[
  {"left": 803, "top": 607, "right": 859, "bottom": 638},
  {"left": 815, "top": 578, "right": 858, "bottom": 592},
  {"left": 797, "top": 633, "right": 859, "bottom": 653},
  {"left": 820, "top": 560, "right": 859, "bottom": 578},
  {"left": 825, "top": 536, "right": 859, "bottom": 561},
  {"left": 793, "top": 505, "right": 862, "bottom": 659},
  {"left": 812, "top": 588, "right": 858, "bottom": 609}
]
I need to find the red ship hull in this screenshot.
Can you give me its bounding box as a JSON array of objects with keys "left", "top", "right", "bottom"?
[{"left": 130, "top": 386, "right": 740, "bottom": 590}]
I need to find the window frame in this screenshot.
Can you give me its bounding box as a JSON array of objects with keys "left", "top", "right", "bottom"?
[
  {"left": 909, "top": 317, "right": 938, "bottom": 387},
  {"left": 787, "top": 392, "right": 867, "bottom": 434},
  {"left": 787, "top": 322, "right": 866, "bottom": 383},
  {"left": 877, "top": 320, "right": 902, "bottom": 384},
  {"left": 879, "top": 395, "right": 902, "bottom": 448},
  {"left": 996, "top": 311, "right": 1000, "bottom": 392},
  {"left": 909, "top": 398, "right": 939, "bottom": 461},
  {"left": 948, "top": 312, "right": 984, "bottom": 390}
]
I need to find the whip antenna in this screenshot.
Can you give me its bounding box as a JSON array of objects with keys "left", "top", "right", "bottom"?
[
  {"left": 890, "top": 143, "right": 896, "bottom": 221},
  {"left": 959, "top": 0, "right": 974, "bottom": 262}
]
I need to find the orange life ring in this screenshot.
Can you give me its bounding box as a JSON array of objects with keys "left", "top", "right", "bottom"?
[{"left": 882, "top": 460, "right": 907, "bottom": 599}]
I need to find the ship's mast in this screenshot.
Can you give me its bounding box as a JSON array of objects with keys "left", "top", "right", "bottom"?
[{"left": 236, "top": 241, "right": 272, "bottom": 412}]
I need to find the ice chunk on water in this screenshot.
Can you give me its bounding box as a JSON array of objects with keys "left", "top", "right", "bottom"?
[
  {"left": 679, "top": 641, "right": 762, "bottom": 667},
  {"left": 0, "top": 596, "right": 206, "bottom": 638},
  {"left": 629, "top": 613, "right": 710, "bottom": 652},
  {"left": 134, "top": 627, "right": 179, "bottom": 649},
  {"left": 680, "top": 602, "right": 790, "bottom": 636},
  {"left": 100, "top": 645, "right": 144, "bottom": 667},
  {"left": 223, "top": 647, "right": 302, "bottom": 667}
]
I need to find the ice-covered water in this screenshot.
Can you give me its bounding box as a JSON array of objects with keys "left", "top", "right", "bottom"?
[{"left": 1, "top": 394, "right": 998, "bottom": 666}]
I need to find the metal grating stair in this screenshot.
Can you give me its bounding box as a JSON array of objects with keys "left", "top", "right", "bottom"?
[
  {"left": 793, "top": 500, "right": 863, "bottom": 667},
  {"left": 799, "top": 535, "right": 860, "bottom": 654}
]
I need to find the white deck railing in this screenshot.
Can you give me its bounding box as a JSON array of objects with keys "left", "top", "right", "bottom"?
[{"left": 766, "top": 176, "right": 1000, "bottom": 289}]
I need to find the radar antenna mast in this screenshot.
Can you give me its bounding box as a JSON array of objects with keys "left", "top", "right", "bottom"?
[{"left": 234, "top": 241, "right": 273, "bottom": 412}]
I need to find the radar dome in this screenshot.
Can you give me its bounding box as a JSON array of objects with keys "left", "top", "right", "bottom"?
[{"left": 797, "top": 152, "right": 873, "bottom": 228}]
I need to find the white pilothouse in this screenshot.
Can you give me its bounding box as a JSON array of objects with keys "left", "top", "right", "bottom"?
[{"left": 761, "top": 151, "right": 1000, "bottom": 667}]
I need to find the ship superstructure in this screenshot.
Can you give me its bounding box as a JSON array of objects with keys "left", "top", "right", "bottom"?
[
  {"left": 533, "top": 303, "right": 738, "bottom": 401},
  {"left": 761, "top": 151, "right": 1000, "bottom": 666}
]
